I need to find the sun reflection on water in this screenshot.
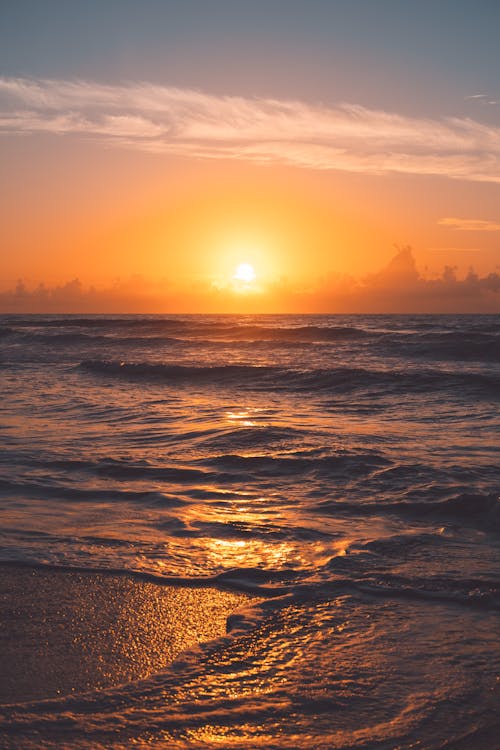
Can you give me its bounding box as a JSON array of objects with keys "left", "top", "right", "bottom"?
[
  {"left": 225, "top": 409, "right": 259, "bottom": 427},
  {"left": 196, "top": 536, "right": 333, "bottom": 573}
]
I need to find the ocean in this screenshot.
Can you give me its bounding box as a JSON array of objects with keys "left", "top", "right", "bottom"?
[{"left": 0, "top": 313, "right": 499, "bottom": 748}]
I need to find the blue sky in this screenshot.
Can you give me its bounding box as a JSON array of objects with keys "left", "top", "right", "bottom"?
[{"left": 1, "top": 0, "right": 499, "bottom": 117}]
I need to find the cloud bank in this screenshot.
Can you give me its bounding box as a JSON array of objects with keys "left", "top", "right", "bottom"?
[
  {"left": 2, "top": 248, "right": 499, "bottom": 313},
  {"left": 2, "top": 77, "right": 500, "bottom": 182}
]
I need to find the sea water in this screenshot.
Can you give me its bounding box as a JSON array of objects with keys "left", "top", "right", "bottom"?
[{"left": 0, "top": 314, "right": 499, "bottom": 748}]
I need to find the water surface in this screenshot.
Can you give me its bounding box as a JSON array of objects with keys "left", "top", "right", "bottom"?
[{"left": 1, "top": 314, "right": 499, "bottom": 748}]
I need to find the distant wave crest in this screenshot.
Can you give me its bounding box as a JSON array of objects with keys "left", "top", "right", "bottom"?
[{"left": 78, "top": 358, "right": 500, "bottom": 397}]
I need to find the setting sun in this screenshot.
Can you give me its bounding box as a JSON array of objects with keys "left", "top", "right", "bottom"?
[{"left": 233, "top": 263, "right": 256, "bottom": 284}]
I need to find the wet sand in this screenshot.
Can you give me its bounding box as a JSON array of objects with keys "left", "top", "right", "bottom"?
[{"left": 0, "top": 564, "right": 251, "bottom": 704}]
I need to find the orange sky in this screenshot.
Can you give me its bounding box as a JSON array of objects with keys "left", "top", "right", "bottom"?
[
  {"left": 1, "top": 3, "right": 500, "bottom": 312},
  {"left": 2, "top": 137, "right": 499, "bottom": 302}
]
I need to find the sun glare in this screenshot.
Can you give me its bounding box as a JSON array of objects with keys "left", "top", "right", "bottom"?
[{"left": 233, "top": 263, "right": 256, "bottom": 284}]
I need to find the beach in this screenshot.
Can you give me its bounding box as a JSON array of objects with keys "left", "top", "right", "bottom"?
[{"left": 0, "top": 564, "right": 252, "bottom": 705}]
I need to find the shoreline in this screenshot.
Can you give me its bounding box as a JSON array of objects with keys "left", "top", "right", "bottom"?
[{"left": 0, "top": 563, "right": 252, "bottom": 704}]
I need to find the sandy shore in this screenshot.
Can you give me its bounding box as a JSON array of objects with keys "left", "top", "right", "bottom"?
[{"left": 0, "top": 564, "right": 251, "bottom": 704}]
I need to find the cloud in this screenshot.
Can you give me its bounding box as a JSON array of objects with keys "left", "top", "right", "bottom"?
[
  {"left": 2, "top": 248, "right": 500, "bottom": 313},
  {"left": 2, "top": 76, "right": 500, "bottom": 181},
  {"left": 465, "top": 93, "right": 499, "bottom": 105},
  {"left": 439, "top": 217, "right": 500, "bottom": 231},
  {"left": 428, "top": 247, "right": 481, "bottom": 253}
]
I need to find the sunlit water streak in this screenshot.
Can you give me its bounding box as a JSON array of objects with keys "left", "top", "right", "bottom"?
[{"left": 0, "top": 314, "right": 499, "bottom": 748}]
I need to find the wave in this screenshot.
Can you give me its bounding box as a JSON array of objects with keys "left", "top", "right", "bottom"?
[
  {"left": 0, "top": 448, "right": 389, "bottom": 490},
  {"left": 199, "top": 425, "right": 305, "bottom": 450},
  {"left": 4, "top": 316, "right": 193, "bottom": 329},
  {"left": 194, "top": 324, "right": 370, "bottom": 342},
  {"left": 203, "top": 450, "right": 389, "bottom": 478},
  {"left": 1, "top": 555, "right": 497, "bottom": 614},
  {"left": 317, "top": 492, "right": 500, "bottom": 528},
  {"left": 6, "top": 316, "right": 500, "bottom": 366},
  {"left": 385, "top": 329, "right": 500, "bottom": 362},
  {"left": 79, "top": 359, "right": 282, "bottom": 385},
  {"left": 11, "top": 331, "right": 186, "bottom": 347},
  {"left": 6, "top": 331, "right": 319, "bottom": 350},
  {"left": 6, "top": 316, "right": 365, "bottom": 334},
  {"left": 7, "top": 327, "right": 500, "bottom": 366},
  {"left": 78, "top": 358, "right": 500, "bottom": 397},
  {"left": 6, "top": 321, "right": 372, "bottom": 347},
  {"left": 0, "top": 478, "right": 188, "bottom": 505},
  {"left": 327, "top": 574, "right": 500, "bottom": 611}
]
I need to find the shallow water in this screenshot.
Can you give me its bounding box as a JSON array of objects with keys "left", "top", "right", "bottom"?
[{"left": 0, "top": 314, "right": 499, "bottom": 748}]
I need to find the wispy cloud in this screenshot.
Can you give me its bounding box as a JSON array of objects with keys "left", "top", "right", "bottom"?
[
  {"left": 439, "top": 217, "right": 500, "bottom": 231},
  {"left": 2, "top": 76, "right": 500, "bottom": 182},
  {"left": 465, "top": 93, "right": 499, "bottom": 105},
  {"left": 428, "top": 247, "right": 481, "bottom": 253}
]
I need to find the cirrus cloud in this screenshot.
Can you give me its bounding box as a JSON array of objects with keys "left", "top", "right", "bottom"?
[
  {"left": 439, "top": 217, "right": 500, "bottom": 231},
  {"left": 2, "top": 76, "right": 500, "bottom": 182}
]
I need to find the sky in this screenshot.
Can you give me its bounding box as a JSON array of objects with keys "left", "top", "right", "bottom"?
[{"left": 1, "top": 0, "right": 500, "bottom": 312}]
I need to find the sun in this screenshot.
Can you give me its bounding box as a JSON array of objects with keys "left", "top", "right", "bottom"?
[{"left": 233, "top": 263, "right": 256, "bottom": 284}]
